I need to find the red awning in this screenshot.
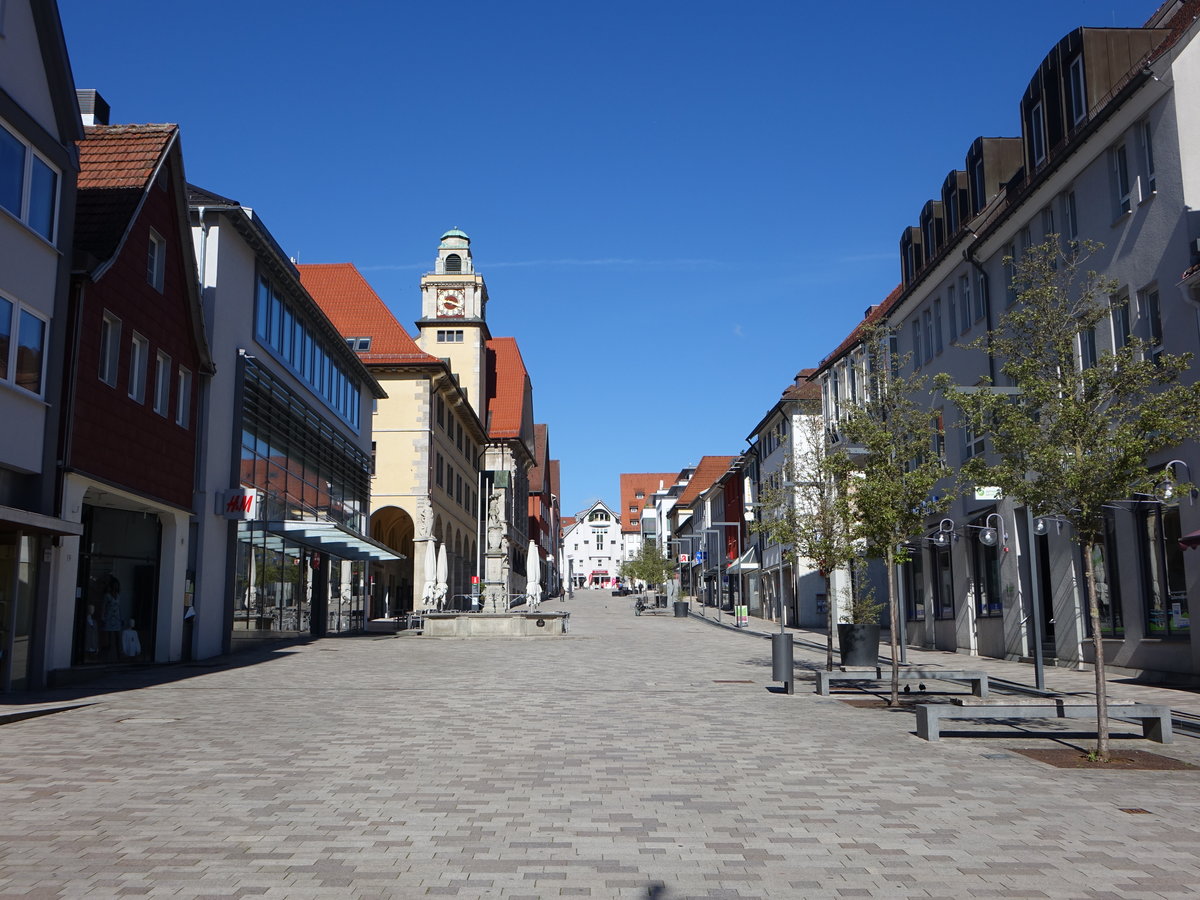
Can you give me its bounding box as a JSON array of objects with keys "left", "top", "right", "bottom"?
[{"left": 1180, "top": 529, "right": 1200, "bottom": 550}]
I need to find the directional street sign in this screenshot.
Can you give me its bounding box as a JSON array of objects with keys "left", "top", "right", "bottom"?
[{"left": 695, "top": 550, "right": 706, "bottom": 562}]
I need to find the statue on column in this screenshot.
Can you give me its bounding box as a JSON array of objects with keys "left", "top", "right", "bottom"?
[{"left": 487, "top": 488, "right": 504, "bottom": 552}]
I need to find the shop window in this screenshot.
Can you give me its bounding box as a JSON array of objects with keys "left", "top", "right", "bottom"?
[
  {"left": 1085, "top": 512, "right": 1123, "bottom": 638},
  {"left": 972, "top": 516, "right": 1002, "bottom": 617},
  {"left": 931, "top": 544, "right": 953, "bottom": 620},
  {"left": 905, "top": 553, "right": 926, "bottom": 621},
  {"left": 1141, "top": 503, "right": 1188, "bottom": 637}
]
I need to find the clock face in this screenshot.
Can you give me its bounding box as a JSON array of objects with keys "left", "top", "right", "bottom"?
[{"left": 437, "top": 293, "right": 463, "bottom": 317}]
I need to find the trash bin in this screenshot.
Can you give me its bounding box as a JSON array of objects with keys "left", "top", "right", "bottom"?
[
  {"left": 655, "top": 593, "right": 667, "bottom": 608},
  {"left": 673, "top": 600, "right": 689, "bottom": 617},
  {"left": 771, "top": 632, "right": 795, "bottom": 694}
]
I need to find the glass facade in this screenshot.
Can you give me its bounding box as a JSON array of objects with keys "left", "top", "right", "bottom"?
[
  {"left": 234, "top": 359, "right": 371, "bottom": 636},
  {"left": 255, "top": 274, "right": 361, "bottom": 429}
]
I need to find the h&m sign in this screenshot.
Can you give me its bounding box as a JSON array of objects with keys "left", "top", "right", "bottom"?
[{"left": 219, "top": 488, "right": 259, "bottom": 520}]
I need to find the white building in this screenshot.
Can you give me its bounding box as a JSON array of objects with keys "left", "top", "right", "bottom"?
[
  {"left": 817, "top": 2, "right": 1200, "bottom": 679},
  {"left": 563, "top": 502, "right": 623, "bottom": 589}
]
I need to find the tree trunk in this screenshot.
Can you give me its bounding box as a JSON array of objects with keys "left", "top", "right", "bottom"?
[
  {"left": 824, "top": 572, "right": 834, "bottom": 671},
  {"left": 886, "top": 546, "right": 900, "bottom": 706},
  {"left": 1082, "top": 540, "right": 1110, "bottom": 761}
]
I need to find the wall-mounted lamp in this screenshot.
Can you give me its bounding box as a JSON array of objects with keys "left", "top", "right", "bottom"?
[
  {"left": 967, "top": 513, "right": 1009, "bottom": 550},
  {"left": 929, "top": 517, "right": 957, "bottom": 547},
  {"left": 1033, "top": 515, "right": 1069, "bottom": 536},
  {"left": 1161, "top": 459, "right": 1197, "bottom": 505}
]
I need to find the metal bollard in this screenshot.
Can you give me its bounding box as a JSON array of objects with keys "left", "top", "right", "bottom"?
[{"left": 771, "top": 632, "right": 795, "bottom": 694}]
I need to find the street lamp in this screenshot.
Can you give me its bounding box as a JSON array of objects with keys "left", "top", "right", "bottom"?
[
  {"left": 667, "top": 536, "right": 699, "bottom": 598},
  {"left": 705, "top": 521, "right": 741, "bottom": 624}
]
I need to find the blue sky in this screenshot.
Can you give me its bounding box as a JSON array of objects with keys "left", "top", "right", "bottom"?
[{"left": 61, "top": 0, "right": 1160, "bottom": 519}]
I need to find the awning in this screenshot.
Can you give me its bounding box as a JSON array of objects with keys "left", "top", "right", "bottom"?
[
  {"left": 0, "top": 504, "right": 84, "bottom": 537},
  {"left": 726, "top": 547, "right": 760, "bottom": 573},
  {"left": 263, "top": 520, "right": 405, "bottom": 562},
  {"left": 1180, "top": 528, "right": 1200, "bottom": 551}
]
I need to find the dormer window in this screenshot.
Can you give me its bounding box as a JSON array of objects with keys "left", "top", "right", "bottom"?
[
  {"left": 444, "top": 253, "right": 462, "bottom": 273},
  {"left": 1030, "top": 101, "right": 1046, "bottom": 166},
  {"left": 1069, "top": 56, "right": 1087, "bottom": 125}
]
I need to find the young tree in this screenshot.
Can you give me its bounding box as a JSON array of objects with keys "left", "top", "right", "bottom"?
[
  {"left": 618, "top": 540, "right": 674, "bottom": 593},
  {"left": 939, "top": 238, "right": 1200, "bottom": 760},
  {"left": 842, "top": 323, "right": 953, "bottom": 706},
  {"left": 751, "top": 413, "right": 858, "bottom": 670}
]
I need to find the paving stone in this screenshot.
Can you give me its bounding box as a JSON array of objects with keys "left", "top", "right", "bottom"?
[{"left": 2, "top": 591, "right": 1200, "bottom": 899}]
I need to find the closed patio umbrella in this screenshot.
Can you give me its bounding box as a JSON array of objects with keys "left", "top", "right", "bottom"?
[
  {"left": 435, "top": 542, "right": 449, "bottom": 610},
  {"left": 1180, "top": 528, "right": 1200, "bottom": 550},
  {"left": 421, "top": 539, "right": 437, "bottom": 612},
  {"left": 526, "top": 540, "right": 542, "bottom": 608}
]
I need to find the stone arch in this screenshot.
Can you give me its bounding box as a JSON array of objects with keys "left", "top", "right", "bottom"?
[
  {"left": 451, "top": 528, "right": 465, "bottom": 607},
  {"left": 370, "top": 506, "right": 414, "bottom": 617}
]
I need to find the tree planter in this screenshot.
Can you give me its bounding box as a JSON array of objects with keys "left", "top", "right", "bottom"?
[{"left": 837, "top": 623, "right": 881, "bottom": 667}]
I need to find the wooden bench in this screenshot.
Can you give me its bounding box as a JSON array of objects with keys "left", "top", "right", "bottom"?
[
  {"left": 915, "top": 697, "right": 1174, "bottom": 743},
  {"left": 815, "top": 667, "right": 989, "bottom": 698}
]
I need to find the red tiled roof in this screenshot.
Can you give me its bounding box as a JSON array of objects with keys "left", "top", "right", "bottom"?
[
  {"left": 814, "top": 284, "right": 904, "bottom": 376},
  {"left": 78, "top": 124, "right": 173, "bottom": 189},
  {"left": 619, "top": 472, "right": 675, "bottom": 533},
  {"left": 674, "top": 456, "right": 737, "bottom": 510},
  {"left": 485, "top": 337, "right": 530, "bottom": 440},
  {"left": 297, "top": 263, "right": 440, "bottom": 366},
  {"left": 783, "top": 367, "right": 821, "bottom": 403},
  {"left": 529, "top": 424, "right": 549, "bottom": 491},
  {"left": 75, "top": 124, "right": 175, "bottom": 264}
]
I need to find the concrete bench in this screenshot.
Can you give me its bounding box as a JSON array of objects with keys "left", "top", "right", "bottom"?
[
  {"left": 915, "top": 697, "right": 1173, "bottom": 743},
  {"left": 815, "top": 667, "right": 989, "bottom": 698}
]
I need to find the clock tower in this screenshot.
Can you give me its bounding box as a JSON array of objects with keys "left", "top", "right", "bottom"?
[{"left": 416, "top": 228, "right": 491, "bottom": 410}]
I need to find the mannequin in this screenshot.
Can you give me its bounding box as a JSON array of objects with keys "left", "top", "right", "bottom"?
[
  {"left": 121, "top": 618, "right": 141, "bottom": 658},
  {"left": 100, "top": 577, "right": 122, "bottom": 660},
  {"left": 84, "top": 604, "right": 99, "bottom": 656}
]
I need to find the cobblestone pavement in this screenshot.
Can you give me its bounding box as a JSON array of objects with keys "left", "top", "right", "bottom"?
[{"left": 2, "top": 588, "right": 1199, "bottom": 899}]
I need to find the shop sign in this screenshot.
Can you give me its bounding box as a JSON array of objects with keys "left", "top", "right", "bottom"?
[{"left": 220, "top": 488, "right": 258, "bottom": 520}]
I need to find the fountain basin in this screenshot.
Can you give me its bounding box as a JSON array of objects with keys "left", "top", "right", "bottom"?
[{"left": 422, "top": 610, "right": 569, "bottom": 637}]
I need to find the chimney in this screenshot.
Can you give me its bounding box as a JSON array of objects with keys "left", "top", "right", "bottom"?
[{"left": 77, "top": 89, "right": 110, "bottom": 126}]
